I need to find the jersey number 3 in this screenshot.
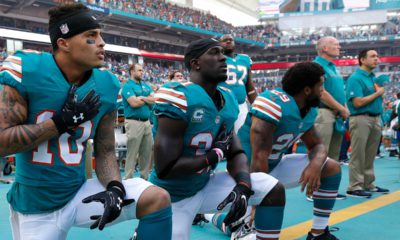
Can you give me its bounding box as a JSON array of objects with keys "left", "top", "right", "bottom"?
[{"left": 31, "top": 111, "right": 93, "bottom": 166}]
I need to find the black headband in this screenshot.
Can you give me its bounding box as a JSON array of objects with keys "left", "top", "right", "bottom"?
[
  {"left": 184, "top": 38, "right": 220, "bottom": 70},
  {"left": 49, "top": 9, "right": 101, "bottom": 49}
]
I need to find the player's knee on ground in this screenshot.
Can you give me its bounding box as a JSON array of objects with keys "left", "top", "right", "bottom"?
[
  {"left": 321, "top": 158, "right": 341, "bottom": 178},
  {"left": 260, "top": 182, "right": 285, "bottom": 206},
  {"left": 136, "top": 186, "right": 171, "bottom": 218}
]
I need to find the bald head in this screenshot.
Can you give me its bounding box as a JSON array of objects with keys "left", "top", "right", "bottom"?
[{"left": 316, "top": 37, "right": 341, "bottom": 59}]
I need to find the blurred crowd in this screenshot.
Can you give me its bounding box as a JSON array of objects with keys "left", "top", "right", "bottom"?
[
  {"left": 103, "top": 54, "right": 189, "bottom": 85},
  {"left": 86, "top": 0, "right": 234, "bottom": 34},
  {"left": 82, "top": 0, "right": 400, "bottom": 46},
  {"left": 0, "top": 47, "right": 8, "bottom": 62},
  {"left": 0, "top": 16, "right": 185, "bottom": 54},
  {"left": 1, "top": 7, "right": 400, "bottom": 52},
  {"left": 1, "top": 41, "right": 398, "bottom": 106}
]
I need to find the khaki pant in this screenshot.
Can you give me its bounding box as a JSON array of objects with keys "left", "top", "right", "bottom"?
[
  {"left": 314, "top": 108, "right": 343, "bottom": 161},
  {"left": 348, "top": 115, "right": 381, "bottom": 191},
  {"left": 124, "top": 119, "right": 153, "bottom": 180}
]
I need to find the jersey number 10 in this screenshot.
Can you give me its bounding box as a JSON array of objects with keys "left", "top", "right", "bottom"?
[{"left": 31, "top": 111, "right": 93, "bottom": 166}]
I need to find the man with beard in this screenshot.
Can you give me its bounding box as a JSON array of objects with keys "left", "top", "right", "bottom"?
[
  {"left": 150, "top": 38, "right": 286, "bottom": 240},
  {"left": 219, "top": 34, "right": 257, "bottom": 133},
  {"left": 210, "top": 62, "right": 342, "bottom": 240}
]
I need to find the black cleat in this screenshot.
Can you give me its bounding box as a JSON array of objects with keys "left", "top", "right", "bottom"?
[
  {"left": 306, "top": 226, "right": 339, "bottom": 240},
  {"left": 192, "top": 214, "right": 209, "bottom": 226}
]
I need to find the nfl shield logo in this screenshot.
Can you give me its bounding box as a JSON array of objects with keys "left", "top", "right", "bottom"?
[
  {"left": 60, "top": 24, "right": 69, "bottom": 34},
  {"left": 215, "top": 116, "right": 221, "bottom": 124}
]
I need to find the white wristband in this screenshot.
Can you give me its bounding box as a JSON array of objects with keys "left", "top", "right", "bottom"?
[{"left": 212, "top": 148, "right": 224, "bottom": 162}]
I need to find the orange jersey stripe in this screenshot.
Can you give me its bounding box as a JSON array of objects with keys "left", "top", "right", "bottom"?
[
  {"left": 257, "top": 97, "right": 281, "bottom": 112},
  {"left": 253, "top": 104, "right": 281, "bottom": 120},
  {"left": 0, "top": 67, "right": 22, "bottom": 78},
  {"left": 156, "top": 98, "right": 187, "bottom": 110},
  {"left": 157, "top": 89, "right": 186, "bottom": 100},
  {"left": 6, "top": 58, "right": 21, "bottom": 65}
]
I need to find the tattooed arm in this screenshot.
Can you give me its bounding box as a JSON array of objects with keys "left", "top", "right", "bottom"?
[
  {"left": 93, "top": 110, "right": 121, "bottom": 186},
  {"left": 0, "top": 85, "right": 58, "bottom": 157}
]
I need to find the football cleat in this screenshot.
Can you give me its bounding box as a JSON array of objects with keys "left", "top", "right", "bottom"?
[
  {"left": 230, "top": 221, "right": 256, "bottom": 240},
  {"left": 306, "top": 226, "right": 339, "bottom": 240}
]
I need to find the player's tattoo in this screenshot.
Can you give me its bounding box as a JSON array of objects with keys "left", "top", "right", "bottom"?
[
  {"left": 0, "top": 85, "right": 58, "bottom": 156},
  {"left": 0, "top": 85, "right": 26, "bottom": 127},
  {"left": 94, "top": 110, "right": 121, "bottom": 184}
]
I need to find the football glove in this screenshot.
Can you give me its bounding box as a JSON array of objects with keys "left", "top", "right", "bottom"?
[
  {"left": 52, "top": 85, "right": 101, "bottom": 135},
  {"left": 82, "top": 181, "right": 135, "bottom": 230},
  {"left": 217, "top": 183, "right": 254, "bottom": 227}
]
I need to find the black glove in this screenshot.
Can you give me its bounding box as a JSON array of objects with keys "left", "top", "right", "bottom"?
[
  {"left": 52, "top": 85, "right": 101, "bottom": 135},
  {"left": 205, "top": 123, "right": 233, "bottom": 169},
  {"left": 82, "top": 181, "right": 135, "bottom": 230},
  {"left": 217, "top": 183, "right": 254, "bottom": 227},
  {"left": 213, "top": 123, "right": 233, "bottom": 155}
]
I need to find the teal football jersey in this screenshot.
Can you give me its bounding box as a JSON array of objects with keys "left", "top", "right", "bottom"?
[
  {"left": 219, "top": 54, "right": 252, "bottom": 104},
  {"left": 238, "top": 88, "right": 317, "bottom": 171},
  {"left": 149, "top": 81, "right": 239, "bottom": 202},
  {"left": 0, "top": 50, "right": 120, "bottom": 214}
]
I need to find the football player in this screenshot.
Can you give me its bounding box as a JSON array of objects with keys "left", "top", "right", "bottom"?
[
  {"left": 211, "top": 62, "right": 342, "bottom": 240},
  {"left": 0, "top": 3, "right": 172, "bottom": 239},
  {"left": 219, "top": 34, "right": 257, "bottom": 133},
  {"left": 150, "top": 38, "right": 286, "bottom": 240}
]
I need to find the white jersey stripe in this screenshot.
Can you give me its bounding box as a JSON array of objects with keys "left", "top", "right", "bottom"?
[
  {"left": 2, "top": 61, "right": 22, "bottom": 73},
  {"left": 155, "top": 92, "right": 187, "bottom": 108},
  {"left": 158, "top": 87, "right": 186, "bottom": 99},
  {"left": 257, "top": 95, "right": 281, "bottom": 110},
  {"left": 253, "top": 105, "right": 280, "bottom": 122},
  {"left": 0, "top": 70, "right": 22, "bottom": 83},
  {"left": 254, "top": 99, "right": 282, "bottom": 118}
]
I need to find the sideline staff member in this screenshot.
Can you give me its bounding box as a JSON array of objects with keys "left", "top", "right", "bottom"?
[
  {"left": 122, "top": 63, "right": 154, "bottom": 180},
  {"left": 346, "top": 48, "right": 389, "bottom": 198}
]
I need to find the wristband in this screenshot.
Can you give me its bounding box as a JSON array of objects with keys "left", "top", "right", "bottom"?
[
  {"left": 248, "top": 90, "right": 257, "bottom": 95},
  {"left": 212, "top": 148, "right": 224, "bottom": 162},
  {"left": 107, "top": 180, "right": 126, "bottom": 198}
]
